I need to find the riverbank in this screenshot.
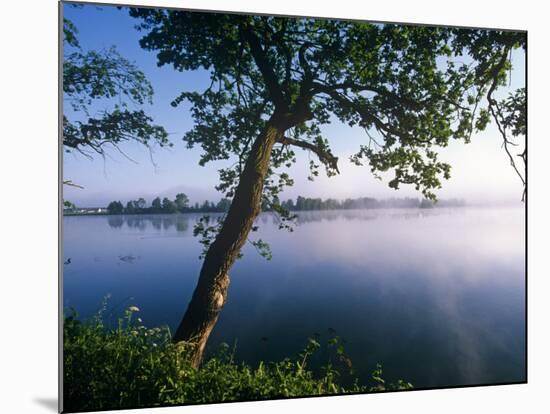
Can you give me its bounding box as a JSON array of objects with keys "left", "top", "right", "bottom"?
[{"left": 63, "top": 306, "right": 412, "bottom": 412}]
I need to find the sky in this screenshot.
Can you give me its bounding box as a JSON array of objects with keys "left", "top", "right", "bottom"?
[{"left": 62, "top": 3, "right": 526, "bottom": 207}]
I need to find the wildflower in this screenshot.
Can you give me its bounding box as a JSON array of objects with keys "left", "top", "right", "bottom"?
[
  {"left": 343, "top": 357, "right": 353, "bottom": 369},
  {"left": 137, "top": 318, "right": 142, "bottom": 323},
  {"left": 128, "top": 306, "right": 140, "bottom": 312}
]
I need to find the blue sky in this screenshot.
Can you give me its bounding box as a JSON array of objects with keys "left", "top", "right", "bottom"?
[{"left": 63, "top": 3, "right": 526, "bottom": 207}]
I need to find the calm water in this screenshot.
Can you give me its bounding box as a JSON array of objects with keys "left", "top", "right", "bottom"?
[{"left": 63, "top": 207, "right": 525, "bottom": 388}]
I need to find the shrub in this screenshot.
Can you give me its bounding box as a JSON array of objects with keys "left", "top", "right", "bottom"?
[{"left": 63, "top": 306, "right": 412, "bottom": 412}]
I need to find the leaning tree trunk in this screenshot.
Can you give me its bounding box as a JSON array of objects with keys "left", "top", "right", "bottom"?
[{"left": 173, "top": 121, "right": 282, "bottom": 367}]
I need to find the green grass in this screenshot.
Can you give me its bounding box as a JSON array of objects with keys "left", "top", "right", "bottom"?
[{"left": 63, "top": 305, "right": 412, "bottom": 412}]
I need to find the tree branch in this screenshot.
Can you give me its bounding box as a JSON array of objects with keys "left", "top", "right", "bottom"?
[
  {"left": 313, "top": 83, "right": 417, "bottom": 143},
  {"left": 63, "top": 180, "right": 84, "bottom": 189},
  {"left": 241, "top": 24, "right": 286, "bottom": 108},
  {"left": 486, "top": 49, "right": 526, "bottom": 201},
  {"left": 278, "top": 136, "right": 339, "bottom": 174},
  {"left": 312, "top": 81, "right": 425, "bottom": 111}
]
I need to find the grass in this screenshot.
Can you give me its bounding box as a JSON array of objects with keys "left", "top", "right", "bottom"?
[{"left": 63, "top": 304, "right": 412, "bottom": 412}]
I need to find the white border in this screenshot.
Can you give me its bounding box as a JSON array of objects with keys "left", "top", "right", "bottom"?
[{"left": 1, "top": 1, "right": 548, "bottom": 413}]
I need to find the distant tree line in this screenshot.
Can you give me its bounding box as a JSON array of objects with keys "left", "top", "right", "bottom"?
[
  {"left": 72, "top": 194, "right": 469, "bottom": 216},
  {"left": 278, "top": 196, "right": 465, "bottom": 211},
  {"left": 103, "top": 194, "right": 466, "bottom": 215},
  {"left": 107, "top": 194, "right": 232, "bottom": 215}
]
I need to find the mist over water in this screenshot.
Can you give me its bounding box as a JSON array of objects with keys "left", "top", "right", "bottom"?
[{"left": 63, "top": 207, "right": 525, "bottom": 388}]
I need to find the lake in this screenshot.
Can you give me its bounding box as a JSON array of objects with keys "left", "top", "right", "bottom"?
[{"left": 63, "top": 207, "right": 525, "bottom": 389}]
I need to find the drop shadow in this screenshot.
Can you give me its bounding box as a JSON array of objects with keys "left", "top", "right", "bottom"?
[{"left": 33, "top": 397, "right": 58, "bottom": 412}]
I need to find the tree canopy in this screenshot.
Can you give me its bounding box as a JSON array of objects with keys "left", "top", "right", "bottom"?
[
  {"left": 125, "top": 9, "right": 526, "bottom": 363},
  {"left": 63, "top": 14, "right": 169, "bottom": 159},
  {"left": 130, "top": 10, "right": 525, "bottom": 207}
]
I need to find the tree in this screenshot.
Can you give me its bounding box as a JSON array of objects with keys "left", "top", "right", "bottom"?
[
  {"left": 151, "top": 197, "right": 162, "bottom": 213},
  {"left": 296, "top": 196, "right": 306, "bottom": 211},
  {"left": 130, "top": 8, "right": 525, "bottom": 366},
  {"left": 282, "top": 198, "right": 295, "bottom": 210},
  {"left": 216, "top": 198, "right": 232, "bottom": 212},
  {"left": 162, "top": 197, "right": 178, "bottom": 213},
  {"left": 125, "top": 200, "right": 136, "bottom": 214},
  {"left": 136, "top": 197, "right": 147, "bottom": 210},
  {"left": 62, "top": 14, "right": 169, "bottom": 159},
  {"left": 488, "top": 87, "right": 526, "bottom": 200},
  {"left": 63, "top": 200, "right": 77, "bottom": 211},
  {"left": 200, "top": 201, "right": 213, "bottom": 212},
  {"left": 107, "top": 201, "right": 124, "bottom": 215},
  {"left": 175, "top": 193, "right": 190, "bottom": 212}
]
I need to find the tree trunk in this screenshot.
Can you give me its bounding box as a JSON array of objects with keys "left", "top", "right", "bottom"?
[{"left": 173, "top": 121, "right": 282, "bottom": 367}]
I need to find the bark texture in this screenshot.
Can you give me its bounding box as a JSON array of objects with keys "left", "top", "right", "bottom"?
[{"left": 173, "top": 121, "right": 282, "bottom": 367}]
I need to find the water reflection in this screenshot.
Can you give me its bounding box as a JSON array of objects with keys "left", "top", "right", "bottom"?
[
  {"left": 106, "top": 214, "right": 191, "bottom": 233},
  {"left": 107, "top": 215, "right": 123, "bottom": 229},
  {"left": 65, "top": 207, "right": 525, "bottom": 389},
  {"left": 104, "top": 208, "right": 454, "bottom": 232},
  {"left": 292, "top": 208, "right": 450, "bottom": 223}
]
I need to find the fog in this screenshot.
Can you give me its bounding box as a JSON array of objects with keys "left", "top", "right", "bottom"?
[{"left": 64, "top": 206, "right": 525, "bottom": 388}]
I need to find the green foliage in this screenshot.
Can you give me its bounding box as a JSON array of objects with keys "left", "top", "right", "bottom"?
[
  {"left": 63, "top": 17, "right": 80, "bottom": 48},
  {"left": 488, "top": 85, "right": 526, "bottom": 200},
  {"left": 107, "top": 200, "right": 124, "bottom": 214},
  {"left": 102, "top": 194, "right": 233, "bottom": 217},
  {"left": 63, "top": 200, "right": 77, "bottom": 210},
  {"left": 64, "top": 46, "right": 153, "bottom": 112},
  {"left": 63, "top": 17, "right": 169, "bottom": 157},
  {"left": 250, "top": 239, "right": 273, "bottom": 260},
  {"left": 125, "top": 198, "right": 146, "bottom": 214},
  {"left": 151, "top": 197, "right": 162, "bottom": 212},
  {"left": 193, "top": 215, "right": 225, "bottom": 259},
  {"left": 64, "top": 306, "right": 412, "bottom": 412},
  {"left": 162, "top": 197, "right": 177, "bottom": 214},
  {"left": 497, "top": 88, "right": 526, "bottom": 138},
  {"left": 129, "top": 7, "right": 524, "bottom": 231},
  {"left": 63, "top": 109, "right": 169, "bottom": 156},
  {"left": 174, "top": 193, "right": 190, "bottom": 211}
]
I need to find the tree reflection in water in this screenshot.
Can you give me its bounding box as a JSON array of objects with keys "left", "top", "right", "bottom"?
[
  {"left": 106, "top": 214, "right": 192, "bottom": 233},
  {"left": 105, "top": 209, "right": 462, "bottom": 233}
]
